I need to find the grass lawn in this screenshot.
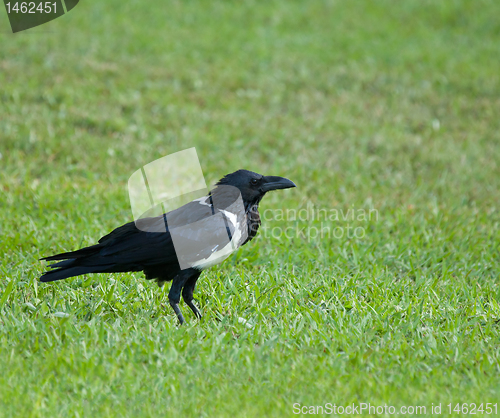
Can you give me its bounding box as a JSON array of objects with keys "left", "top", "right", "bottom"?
[{"left": 1, "top": 0, "right": 500, "bottom": 416}]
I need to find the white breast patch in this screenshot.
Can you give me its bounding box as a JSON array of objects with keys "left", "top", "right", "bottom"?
[{"left": 191, "top": 209, "right": 245, "bottom": 270}]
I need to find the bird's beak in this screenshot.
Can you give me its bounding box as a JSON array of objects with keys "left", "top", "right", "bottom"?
[{"left": 261, "top": 176, "right": 297, "bottom": 192}]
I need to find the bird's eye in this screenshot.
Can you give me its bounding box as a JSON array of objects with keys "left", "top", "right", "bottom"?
[{"left": 251, "top": 179, "right": 259, "bottom": 185}]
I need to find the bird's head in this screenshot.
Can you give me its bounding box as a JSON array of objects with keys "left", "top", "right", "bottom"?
[{"left": 214, "top": 169, "right": 296, "bottom": 207}]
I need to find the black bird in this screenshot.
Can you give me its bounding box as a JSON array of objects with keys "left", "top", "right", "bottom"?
[{"left": 40, "top": 169, "right": 296, "bottom": 324}]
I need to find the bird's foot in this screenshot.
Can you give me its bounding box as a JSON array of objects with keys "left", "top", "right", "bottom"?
[
  {"left": 169, "top": 300, "right": 185, "bottom": 325},
  {"left": 186, "top": 300, "right": 202, "bottom": 320}
]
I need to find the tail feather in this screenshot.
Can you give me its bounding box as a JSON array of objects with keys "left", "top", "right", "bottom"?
[
  {"left": 47, "top": 259, "right": 77, "bottom": 268},
  {"left": 39, "top": 265, "right": 106, "bottom": 282},
  {"left": 40, "top": 244, "right": 112, "bottom": 282},
  {"left": 40, "top": 244, "right": 102, "bottom": 262}
]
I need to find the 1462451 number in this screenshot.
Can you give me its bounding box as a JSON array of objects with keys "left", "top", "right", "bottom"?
[{"left": 5, "top": 2, "right": 57, "bottom": 14}]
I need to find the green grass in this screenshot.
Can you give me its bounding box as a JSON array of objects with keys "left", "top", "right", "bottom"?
[{"left": 1, "top": 0, "right": 500, "bottom": 416}]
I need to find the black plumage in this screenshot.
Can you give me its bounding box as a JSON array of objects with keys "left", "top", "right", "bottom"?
[{"left": 40, "top": 169, "right": 296, "bottom": 324}]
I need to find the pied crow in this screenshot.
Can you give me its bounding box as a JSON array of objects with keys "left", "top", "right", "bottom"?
[{"left": 40, "top": 169, "right": 296, "bottom": 324}]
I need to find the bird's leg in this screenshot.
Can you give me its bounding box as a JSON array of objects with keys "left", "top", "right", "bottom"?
[
  {"left": 168, "top": 274, "right": 189, "bottom": 325},
  {"left": 182, "top": 273, "right": 202, "bottom": 319},
  {"left": 169, "top": 299, "right": 185, "bottom": 325}
]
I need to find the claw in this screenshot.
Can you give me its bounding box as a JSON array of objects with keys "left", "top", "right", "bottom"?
[{"left": 186, "top": 300, "right": 202, "bottom": 319}]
